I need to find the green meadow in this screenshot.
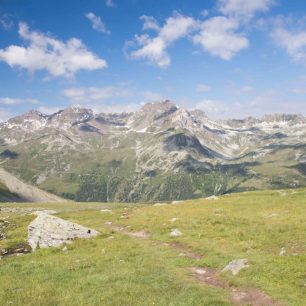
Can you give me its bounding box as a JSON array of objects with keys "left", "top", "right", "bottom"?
[{"left": 0, "top": 189, "right": 305, "bottom": 305}]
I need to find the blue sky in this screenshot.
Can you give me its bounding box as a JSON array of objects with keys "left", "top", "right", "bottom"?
[{"left": 1, "top": 0, "right": 306, "bottom": 120}]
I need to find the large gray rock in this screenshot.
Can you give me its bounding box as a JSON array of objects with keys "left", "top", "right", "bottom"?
[
  {"left": 222, "top": 259, "right": 249, "bottom": 275},
  {"left": 28, "top": 212, "right": 98, "bottom": 251}
]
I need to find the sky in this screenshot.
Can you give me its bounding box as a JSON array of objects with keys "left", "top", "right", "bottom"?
[{"left": 1, "top": 0, "right": 306, "bottom": 121}]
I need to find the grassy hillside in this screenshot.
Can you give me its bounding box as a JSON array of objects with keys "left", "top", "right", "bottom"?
[{"left": 0, "top": 189, "right": 305, "bottom": 305}]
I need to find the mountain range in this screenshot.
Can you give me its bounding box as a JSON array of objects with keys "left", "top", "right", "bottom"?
[{"left": 0, "top": 100, "right": 305, "bottom": 202}]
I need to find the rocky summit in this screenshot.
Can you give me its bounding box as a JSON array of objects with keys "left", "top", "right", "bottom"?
[{"left": 0, "top": 101, "right": 305, "bottom": 202}]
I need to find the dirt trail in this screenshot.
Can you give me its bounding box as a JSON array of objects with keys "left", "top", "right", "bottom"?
[
  {"left": 0, "top": 167, "right": 65, "bottom": 202},
  {"left": 104, "top": 222, "right": 281, "bottom": 306},
  {"left": 192, "top": 267, "right": 281, "bottom": 306},
  {"left": 105, "top": 222, "right": 202, "bottom": 260}
]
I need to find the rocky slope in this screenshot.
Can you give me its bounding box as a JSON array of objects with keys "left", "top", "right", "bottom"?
[
  {"left": 0, "top": 101, "right": 305, "bottom": 202},
  {"left": 0, "top": 167, "right": 65, "bottom": 202}
]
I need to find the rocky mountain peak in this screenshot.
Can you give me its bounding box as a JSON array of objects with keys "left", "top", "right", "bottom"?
[
  {"left": 260, "top": 113, "right": 306, "bottom": 124},
  {"left": 49, "top": 107, "right": 94, "bottom": 126},
  {"left": 139, "top": 100, "right": 178, "bottom": 114},
  {"left": 128, "top": 100, "right": 178, "bottom": 131},
  {"left": 189, "top": 109, "right": 207, "bottom": 119},
  {"left": 24, "top": 109, "right": 45, "bottom": 119}
]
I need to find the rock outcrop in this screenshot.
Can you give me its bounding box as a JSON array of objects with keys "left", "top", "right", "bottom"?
[{"left": 28, "top": 212, "right": 98, "bottom": 251}]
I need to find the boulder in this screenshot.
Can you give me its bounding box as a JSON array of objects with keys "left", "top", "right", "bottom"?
[{"left": 28, "top": 212, "right": 98, "bottom": 251}]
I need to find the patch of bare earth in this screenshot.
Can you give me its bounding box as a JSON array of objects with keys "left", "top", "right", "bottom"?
[
  {"left": 106, "top": 223, "right": 150, "bottom": 239},
  {"left": 104, "top": 222, "right": 281, "bottom": 306},
  {"left": 192, "top": 267, "right": 282, "bottom": 306}
]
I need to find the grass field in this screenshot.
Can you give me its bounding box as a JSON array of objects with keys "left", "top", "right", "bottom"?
[{"left": 0, "top": 189, "right": 305, "bottom": 305}]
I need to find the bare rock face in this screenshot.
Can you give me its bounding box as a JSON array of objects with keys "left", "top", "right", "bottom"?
[{"left": 28, "top": 212, "right": 98, "bottom": 251}]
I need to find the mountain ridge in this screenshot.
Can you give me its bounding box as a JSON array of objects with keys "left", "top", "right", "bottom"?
[{"left": 0, "top": 101, "right": 305, "bottom": 202}]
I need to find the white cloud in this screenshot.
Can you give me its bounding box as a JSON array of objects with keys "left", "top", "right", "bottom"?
[
  {"left": 64, "top": 86, "right": 139, "bottom": 114},
  {"left": 127, "top": 13, "right": 197, "bottom": 67},
  {"left": 193, "top": 88, "right": 306, "bottom": 119},
  {"left": 63, "top": 86, "right": 131, "bottom": 102},
  {"left": 140, "top": 15, "right": 160, "bottom": 32},
  {"left": 193, "top": 17, "right": 249, "bottom": 60},
  {"left": 0, "top": 97, "right": 39, "bottom": 105},
  {"left": 105, "top": 0, "right": 115, "bottom": 7},
  {"left": 0, "top": 14, "right": 13, "bottom": 30},
  {"left": 63, "top": 86, "right": 167, "bottom": 113},
  {"left": 272, "top": 26, "right": 306, "bottom": 64},
  {"left": 196, "top": 84, "right": 211, "bottom": 93},
  {"left": 85, "top": 12, "right": 110, "bottom": 34},
  {"left": 218, "top": 0, "right": 274, "bottom": 20},
  {"left": 194, "top": 99, "right": 229, "bottom": 116},
  {"left": 0, "top": 22, "right": 107, "bottom": 78},
  {"left": 0, "top": 109, "right": 13, "bottom": 122}
]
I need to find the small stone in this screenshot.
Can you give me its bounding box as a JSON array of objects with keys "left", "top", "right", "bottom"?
[
  {"left": 105, "top": 221, "right": 113, "bottom": 225},
  {"left": 279, "top": 247, "right": 286, "bottom": 256},
  {"left": 194, "top": 268, "right": 206, "bottom": 275},
  {"left": 169, "top": 218, "right": 178, "bottom": 223},
  {"left": 153, "top": 203, "right": 168, "bottom": 206},
  {"left": 62, "top": 246, "right": 68, "bottom": 252},
  {"left": 222, "top": 259, "right": 249, "bottom": 275},
  {"left": 206, "top": 195, "right": 219, "bottom": 200},
  {"left": 170, "top": 228, "right": 182, "bottom": 237},
  {"left": 172, "top": 201, "right": 183, "bottom": 204},
  {"left": 100, "top": 209, "right": 112, "bottom": 213}
]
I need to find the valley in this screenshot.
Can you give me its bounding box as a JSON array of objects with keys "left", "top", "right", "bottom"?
[{"left": 0, "top": 101, "right": 305, "bottom": 202}]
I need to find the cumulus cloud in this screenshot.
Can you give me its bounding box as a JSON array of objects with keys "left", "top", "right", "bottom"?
[
  {"left": 127, "top": 6, "right": 263, "bottom": 66},
  {"left": 85, "top": 12, "right": 110, "bottom": 34},
  {"left": 192, "top": 17, "right": 249, "bottom": 60},
  {"left": 0, "top": 97, "right": 39, "bottom": 105},
  {"left": 0, "top": 22, "right": 107, "bottom": 78},
  {"left": 106, "top": 0, "right": 115, "bottom": 7},
  {"left": 127, "top": 13, "right": 197, "bottom": 67},
  {"left": 218, "top": 0, "right": 274, "bottom": 20},
  {"left": 272, "top": 25, "right": 306, "bottom": 64},
  {"left": 140, "top": 15, "right": 160, "bottom": 31}
]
